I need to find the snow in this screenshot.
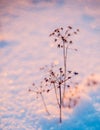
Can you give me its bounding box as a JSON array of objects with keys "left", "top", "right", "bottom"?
[{"left": 0, "top": 0, "right": 100, "bottom": 130}]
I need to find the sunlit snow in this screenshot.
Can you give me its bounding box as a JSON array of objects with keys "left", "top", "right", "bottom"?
[{"left": 0, "top": 0, "right": 100, "bottom": 130}]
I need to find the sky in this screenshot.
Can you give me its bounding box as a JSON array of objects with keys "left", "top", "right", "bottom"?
[{"left": 0, "top": 0, "right": 100, "bottom": 130}]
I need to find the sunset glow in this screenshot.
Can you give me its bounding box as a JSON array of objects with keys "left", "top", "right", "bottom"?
[{"left": 0, "top": 0, "right": 100, "bottom": 129}]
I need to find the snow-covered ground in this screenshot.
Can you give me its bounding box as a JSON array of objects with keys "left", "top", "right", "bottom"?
[{"left": 0, "top": 0, "right": 100, "bottom": 130}]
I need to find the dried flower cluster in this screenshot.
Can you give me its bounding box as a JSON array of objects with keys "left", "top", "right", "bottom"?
[
  {"left": 49, "top": 26, "right": 79, "bottom": 51},
  {"left": 49, "top": 26, "right": 79, "bottom": 100},
  {"left": 29, "top": 26, "right": 80, "bottom": 123}
]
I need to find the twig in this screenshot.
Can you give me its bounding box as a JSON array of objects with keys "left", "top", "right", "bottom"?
[
  {"left": 40, "top": 93, "right": 50, "bottom": 115},
  {"left": 53, "top": 83, "right": 60, "bottom": 107}
]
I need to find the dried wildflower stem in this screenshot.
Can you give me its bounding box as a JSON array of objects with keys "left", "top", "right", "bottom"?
[
  {"left": 40, "top": 93, "right": 50, "bottom": 115},
  {"left": 62, "top": 41, "right": 67, "bottom": 100},
  {"left": 59, "top": 70, "right": 62, "bottom": 123},
  {"left": 59, "top": 83, "right": 62, "bottom": 123},
  {"left": 64, "top": 46, "right": 68, "bottom": 93},
  {"left": 29, "top": 88, "right": 50, "bottom": 115},
  {"left": 53, "top": 83, "right": 60, "bottom": 106}
]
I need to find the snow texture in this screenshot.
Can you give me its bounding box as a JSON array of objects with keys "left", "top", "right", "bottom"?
[{"left": 0, "top": 0, "right": 100, "bottom": 130}]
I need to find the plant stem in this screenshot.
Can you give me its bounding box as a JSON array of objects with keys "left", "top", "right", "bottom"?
[
  {"left": 59, "top": 85, "right": 62, "bottom": 123},
  {"left": 53, "top": 83, "right": 60, "bottom": 106},
  {"left": 62, "top": 41, "right": 67, "bottom": 100},
  {"left": 40, "top": 93, "right": 50, "bottom": 115},
  {"left": 63, "top": 46, "right": 68, "bottom": 98}
]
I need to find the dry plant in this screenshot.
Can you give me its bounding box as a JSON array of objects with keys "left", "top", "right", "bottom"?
[
  {"left": 49, "top": 26, "right": 79, "bottom": 101},
  {"left": 29, "top": 26, "right": 80, "bottom": 123},
  {"left": 29, "top": 81, "right": 50, "bottom": 115}
]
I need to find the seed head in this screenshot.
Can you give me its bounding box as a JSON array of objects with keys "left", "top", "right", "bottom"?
[
  {"left": 74, "top": 72, "right": 78, "bottom": 75},
  {"left": 68, "top": 26, "right": 72, "bottom": 29}
]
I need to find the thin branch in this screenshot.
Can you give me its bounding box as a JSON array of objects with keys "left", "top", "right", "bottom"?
[
  {"left": 40, "top": 93, "right": 50, "bottom": 115},
  {"left": 53, "top": 83, "right": 60, "bottom": 107},
  {"left": 59, "top": 84, "right": 62, "bottom": 123}
]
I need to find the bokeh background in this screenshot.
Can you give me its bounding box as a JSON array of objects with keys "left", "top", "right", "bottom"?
[{"left": 0, "top": 0, "right": 100, "bottom": 130}]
